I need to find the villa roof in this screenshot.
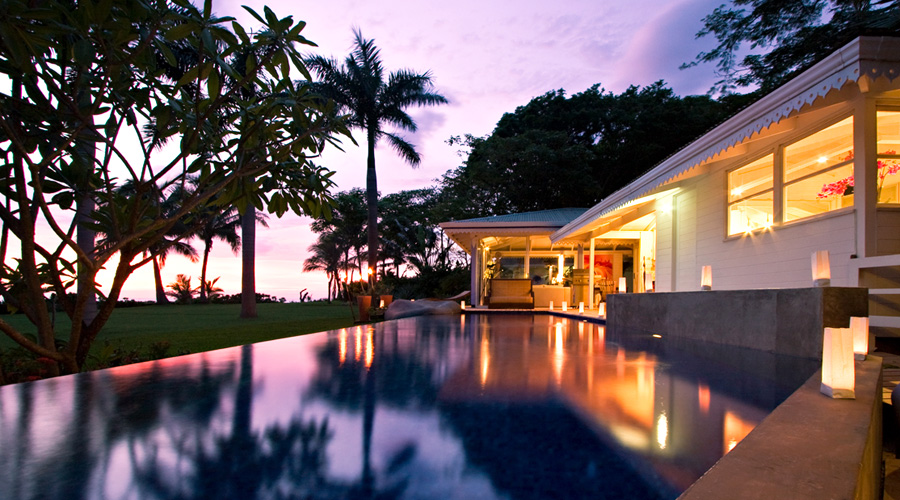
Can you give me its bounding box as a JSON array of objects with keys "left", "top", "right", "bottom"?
[
  {"left": 446, "top": 208, "right": 589, "bottom": 225},
  {"left": 552, "top": 35, "right": 900, "bottom": 243},
  {"left": 440, "top": 208, "right": 588, "bottom": 251}
]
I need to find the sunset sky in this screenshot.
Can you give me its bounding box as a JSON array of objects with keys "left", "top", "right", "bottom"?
[{"left": 110, "top": 0, "right": 727, "bottom": 301}]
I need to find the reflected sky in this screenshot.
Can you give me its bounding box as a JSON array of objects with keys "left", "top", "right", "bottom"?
[{"left": 0, "top": 314, "right": 817, "bottom": 500}]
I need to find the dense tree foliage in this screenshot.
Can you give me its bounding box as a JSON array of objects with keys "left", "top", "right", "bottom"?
[
  {"left": 305, "top": 30, "right": 447, "bottom": 284},
  {"left": 437, "top": 82, "right": 750, "bottom": 219},
  {"left": 0, "top": 0, "right": 348, "bottom": 373},
  {"left": 685, "top": 0, "right": 900, "bottom": 94},
  {"left": 305, "top": 188, "right": 467, "bottom": 300}
]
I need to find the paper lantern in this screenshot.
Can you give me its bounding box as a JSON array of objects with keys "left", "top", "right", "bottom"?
[
  {"left": 598, "top": 302, "right": 606, "bottom": 317},
  {"left": 562, "top": 301, "right": 568, "bottom": 312},
  {"left": 821, "top": 327, "right": 855, "bottom": 399},
  {"left": 549, "top": 301, "right": 554, "bottom": 311},
  {"left": 812, "top": 250, "right": 831, "bottom": 287},
  {"left": 618, "top": 277, "right": 627, "bottom": 293},
  {"left": 850, "top": 316, "right": 869, "bottom": 360},
  {"left": 700, "top": 265, "right": 712, "bottom": 291},
  {"left": 578, "top": 302, "right": 584, "bottom": 314}
]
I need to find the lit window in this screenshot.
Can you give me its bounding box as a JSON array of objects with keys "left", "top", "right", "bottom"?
[
  {"left": 877, "top": 111, "right": 900, "bottom": 204},
  {"left": 783, "top": 117, "right": 854, "bottom": 222},
  {"left": 727, "top": 154, "right": 774, "bottom": 235}
]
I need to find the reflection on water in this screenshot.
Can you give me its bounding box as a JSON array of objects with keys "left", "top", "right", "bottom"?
[{"left": 0, "top": 314, "right": 817, "bottom": 500}]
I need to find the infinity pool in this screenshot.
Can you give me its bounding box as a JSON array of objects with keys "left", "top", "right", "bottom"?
[{"left": 0, "top": 314, "right": 817, "bottom": 500}]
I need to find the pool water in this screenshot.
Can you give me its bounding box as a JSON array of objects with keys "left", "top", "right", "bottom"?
[{"left": 0, "top": 314, "right": 817, "bottom": 500}]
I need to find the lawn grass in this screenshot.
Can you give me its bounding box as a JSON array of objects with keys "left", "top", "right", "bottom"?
[{"left": 0, "top": 302, "right": 356, "bottom": 358}]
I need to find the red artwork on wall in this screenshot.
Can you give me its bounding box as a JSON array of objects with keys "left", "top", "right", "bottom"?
[{"left": 584, "top": 255, "right": 613, "bottom": 278}]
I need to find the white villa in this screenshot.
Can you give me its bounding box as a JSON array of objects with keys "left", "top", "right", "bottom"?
[{"left": 441, "top": 36, "right": 900, "bottom": 336}]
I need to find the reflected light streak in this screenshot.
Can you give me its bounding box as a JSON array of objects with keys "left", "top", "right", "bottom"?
[
  {"left": 480, "top": 335, "right": 490, "bottom": 386},
  {"left": 723, "top": 411, "right": 757, "bottom": 455},
  {"left": 355, "top": 327, "right": 363, "bottom": 362},
  {"left": 656, "top": 413, "right": 668, "bottom": 450},
  {"left": 553, "top": 322, "right": 564, "bottom": 385},
  {"left": 698, "top": 384, "right": 711, "bottom": 415},
  {"left": 338, "top": 329, "right": 348, "bottom": 364},
  {"left": 365, "top": 327, "right": 374, "bottom": 369}
]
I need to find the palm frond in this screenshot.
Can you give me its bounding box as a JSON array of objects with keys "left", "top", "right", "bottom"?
[{"left": 384, "top": 133, "right": 421, "bottom": 167}]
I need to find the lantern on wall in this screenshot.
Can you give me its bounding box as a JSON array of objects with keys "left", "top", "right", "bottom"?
[
  {"left": 618, "top": 277, "right": 627, "bottom": 293},
  {"left": 821, "top": 327, "right": 855, "bottom": 399},
  {"left": 700, "top": 265, "right": 712, "bottom": 291},
  {"left": 812, "top": 250, "right": 831, "bottom": 287},
  {"left": 851, "top": 316, "right": 869, "bottom": 360}
]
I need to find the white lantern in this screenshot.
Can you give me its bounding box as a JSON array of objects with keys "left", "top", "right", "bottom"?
[
  {"left": 598, "top": 302, "right": 606, "bottom": 317},
  {"left": 821, "top": 327, "right": 855, "bottom": 399},
  {"left": 578, "top": 302, "right": 584, "bottom": 314},
  {"left": 562, "top": 301, "right": 568, "bottom": 312},
  {"left": 850, "top": 316, "right": 869, "bottom": 360},
  {"left": 460, "top": 301, "right": 466, "bottom": 310},
  {"left": 618, "top": 277, "right": 627, "bottom": 293},
  {"left": 812, "top": 250, "right": 831, "bottom": 287},
  {"left": 700, "top": 265, "right": 712, "bottom": 291},
  {"left": 549, "top": 301, "right": 554, "bottom": 311}
]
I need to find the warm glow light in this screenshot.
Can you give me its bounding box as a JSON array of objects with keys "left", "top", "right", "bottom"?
[
  {"left": 549, "top": 300, "right": 554, "bottom": 311},
  {"left": 338, "top": 329, "right": 348, "bottom": 364},
  {"left": 812, "top": 250, "right": 831, "bottom": 286},
  {"left": 700, "top": 265, "right": 712, "bottom": 291},
  {"left": 821, "top": 327, "right": 855, "bottom": 398},
  {"left": 656, "top": 413, "right": 668, "bottom": 450},
  {"left": 460, "top": 301, "right": 466, "bottom": 310},
  {"left": 480, "top": 335, "right": 490, "bottom": 386},
  {"left": 355, "top": 327, "right": 363, "bottom": 362},
  {"left": 652, "top": 334, "right": 662, "bottom": 339},
  {"left": 562, "top": 301, "right": 568, "bottom": 312},
  {"left": 618, "top": 277, "right": 627, "bottom": 293},
  {"left": 365, "top": 327, "right": 374, "bottom": 368},
  {"left": 557, "top": 254, "right": 565, "bottom": 284},
  {"left": 578, "top": 302, "right": 584, "bottom": 314},
  {"left": 698, "top": 384, "right": 710, "bottom": 414},
  {"left": 818, "top": 156, "right": 828, "bottom": 164},
  {"left": 598, "top": 302, "right": 606, "bottom": 317},
  {"left": 723, "top": 411, "right": 757, "bottom": 455},
  {"left": 379, "top": 299, "right": 385, "bottom": 308},
  {"left": 367, "top": 267, "right": 373, "bottom": 276},
  {"left": 730, "top": 187, "right": 744, "bottom": 197},
  {"left": 553, "top": 322, "right": 565, "bottom": 385},
  {"left": 851, "top": 316, "right": 869, "bottom": 360}
]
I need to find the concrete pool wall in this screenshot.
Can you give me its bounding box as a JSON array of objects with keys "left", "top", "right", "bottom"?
[
  {"left": 606, "top": 287, "right": 868, "bottom": 359},
  {"left": 606, "top": 287, "right": 881, "bottom": 500}
]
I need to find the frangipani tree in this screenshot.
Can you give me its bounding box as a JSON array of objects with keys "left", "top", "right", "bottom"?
[{"left": 0, "top": 0, "right": 348, "bottom": 374}]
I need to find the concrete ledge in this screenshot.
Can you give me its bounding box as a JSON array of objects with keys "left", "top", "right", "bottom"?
[
  {"left": 607, "top": 288, "right": 868, "bottom": 358},
  {"left": 678, "top": 357, "right": 883, "bottom": 500}
]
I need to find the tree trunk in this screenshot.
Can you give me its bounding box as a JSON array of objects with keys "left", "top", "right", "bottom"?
[
  {"left": 76, "top": 193, "right": 97, "bottom": 326},
  {"left": 152, "top": 256, "right": 170, "bottom": 304},
  {"left": 366, "top": 127, "right": 379, "bottom": 287},
  {"left": 240, "top": 206, "right": 257, "bottom": 318},
  {"left": 200, "top": 240, "right": 211, "bottom": 303}
]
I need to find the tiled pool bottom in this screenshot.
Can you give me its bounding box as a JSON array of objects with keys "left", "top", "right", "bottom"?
[{"left": 0, "top": 314, "right": 819, "bottom": 500}]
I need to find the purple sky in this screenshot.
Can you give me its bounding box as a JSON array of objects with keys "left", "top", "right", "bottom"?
[{"left": 115, "top": 0, "right": 726, "bottom": 301}]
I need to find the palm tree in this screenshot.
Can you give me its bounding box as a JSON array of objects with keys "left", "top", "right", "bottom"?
[
  {"left": 194, "top": 206, "right": 241, "bottom": 303},
  {"left": 306, "top": 30, "right": 447, "bottom": 285},
  {"left": 304, "top": 233, "right": 345, "bottom": 301},
  {"left": 166, "top": 274, "right": 197, "bottom": 304}
]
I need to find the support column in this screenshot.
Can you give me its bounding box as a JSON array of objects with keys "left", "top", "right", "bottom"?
[
  {"left": 588, "top": 238, "right": 595, "bottom": 308},
  {"left": 576, "top": 244, "right": 584, "bottom": 269},
  {"left": 470, "top": 237, "right": 480, "bottom": 306},
  {"left": 853, "top": 94, "right": 877, "bottom": 258},
  {"left": 524, "top": 236, "right": 532, "bottom": 279}
]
